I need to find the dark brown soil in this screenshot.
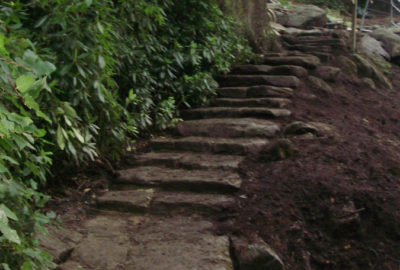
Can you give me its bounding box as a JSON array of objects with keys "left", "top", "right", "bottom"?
[{"left": 231, "top": 63, "right": 400, "bottom": 269}]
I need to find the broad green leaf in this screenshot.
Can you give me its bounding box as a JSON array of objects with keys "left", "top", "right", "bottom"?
[
  {"left": 34, "top": 15, "right": 49, "bottom": 28},
  {"left": 32, "top": 61, "right": 56, "bottom": 76},
  {"left": 16, "top": 75, "right": 35, "bottom": 93},
  {"left": 20, "top": 261, "right": 32, "bottom": 270},
  {"left": 33, "top": 129, "right": 46, "bottom": 138},
  {"left": 0, "top": 162, "right": 9, "bottom": 174},
  {"left": 24, "top": 96, "right": 52, "bottom": 123},
  {"left": 72, "top": 127, "right": 85, "bottom": 143},
  {"left": 0, "top": 154, "right": 19, "bottom": 165},
  {"left": 0, "top": 210, "right": 21, "bottom": 244},
  {"left": 56, "top": 125, "right": 65, "bottom": 150},
  {"left": 97, "top": 88, "right": 105, "bottom": 102},
  {"left": 98, "top": 55, "right": 105, "bottom": 69},
  {"left": 22, "top": 50, "right": 56, "bottom": 76},
  {"left": 0, "top": 204, "right": 18, "bottom": 221},
  {"left": 0, "top": 33, "right": 8, "bottom": 55}
]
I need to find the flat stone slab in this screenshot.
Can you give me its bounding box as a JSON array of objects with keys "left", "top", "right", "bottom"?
[
  {"left": 65, "top": 214, "right": 234, "bottom": 270},
  {"left": 183, "top": 107, "right": 291, "bottom": 120},
  {"left": 97, "top": 189, "right": 235, "bottom": 214},
  {"left": 152, "top": 191, "right": 235, "bottom": 213},
  {"left": 177, "top": 118, "right": 280, "bottom": 138},
  {"left": 130, "top": 152, "right": 243, "bottom": 170},
  {"left": 230, "top": 65, "right": 308, "bottom": 77},
  {"left": 217, "top": 86, "right": 294, "bottom": 99},
  {"left": 262, "top": 55, "right": 320, "bottom": 69},
  {"left": 116, "top": 166, "right": 242, "bottom": 191},
  {"left": 151, "top": 136, "right": 269, "bottom": 155},
  {"left": 211, "top": 97, "right": 291, "bottom": 108},
  {"left": 39, "top": 226, "right": 83, "bottom": 264},
  {"left": 97, "top": 189, "right": 155, "bottom": 212},
  {"left": 289, "top": 45, "right": 332, "bottom": 53},
  {"left": 218, "top": 75, "right": 300, "bottom": 88}
]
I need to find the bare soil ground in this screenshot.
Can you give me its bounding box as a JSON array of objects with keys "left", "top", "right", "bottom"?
[{"left": 230, "top": 63, "right": 400, "bottom": 269}]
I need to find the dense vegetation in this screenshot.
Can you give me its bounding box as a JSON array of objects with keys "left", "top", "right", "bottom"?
[{"left": 0, "top": 0, "right": 251, "bottom": 268}]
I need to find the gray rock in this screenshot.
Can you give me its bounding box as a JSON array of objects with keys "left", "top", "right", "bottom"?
[
  {"left": 231, "top": 64, "right": 308, "bottom": 77},
  {"left": 359, "top": 35, "right": 390, "bottom": 60},
  {"left": 116, "top": 166, "right": 243, "bottom": 191},
  {"left": 275, "top": 10, "right": 289, "bottom": 26},
  {"left": 337, "top": 55, "right": 357, "bottom": 74},
  {"left": 219, "top": 75, "right": 300, "bottom": 88},
  {"left": 212, "top": 97, "right": 292, "bottom": 108},
  {"left": 307, "top": 76, "right": 333, "bottom": 93},
  {"left": 151, "top": 136, "right": 270, "bottom": 155},
  {"left": 39, "top": 226, "right": 83, "bottom": 264},
  {"left": 361, "top": 77, "right": 376, "bottom": 89},
  {"left": 131, "top": 152, "right": 243, "bottom": 171},
  {"left": 285, "top": 5, "right": 327, "bottom": 28},
  {"left": 231, "top": 236, "right": 284, "bottom": 270},
  {"left": 183, "top": 107, "right": 291, "bottom": 120},
  {"left": 284, "top": 121, "right": 319, "bottom": 136},
  {"left": 178, "top": 118, "right": 280, "bottom": 138},
  {"left": 97, "top": 189, "right": 235, "bottom": 214},
  {"left": 126, "top": 215, "right": 234, "bottom": 270},
  {"left": 371, "top": 28, "right": 400, "bottom": 60},
  {"left": 263, "top": 55, "right": 320, "bottom": 69},
  {"left": 316, "top": 66, "right": 341, "bottom": 82},
  {"left": 69, "top": 215, "right": 130, "bottom": 270},
  {"left": 308, "top": 122, "right": 336, "bottom": 137},
  {"left": 353, "top": 54, "right": 392, "bottom": 89}
]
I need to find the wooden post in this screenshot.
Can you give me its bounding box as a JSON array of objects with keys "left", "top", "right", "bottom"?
[{"left": 352, "top": 0, "right": 358, "bottom": 52}]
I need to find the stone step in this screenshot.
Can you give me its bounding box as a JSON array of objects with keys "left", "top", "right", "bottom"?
[
  {"left": 282, "top": 28, "right": 332, "bottom": 37},
  {"left": 262, "top": 55, "right": 320, "bottom": 69},
  {"left": 97, "top": 189, "right": 235, "bottom": 214},
  {"left": 218, "top": 75, "right": 300, "bottom": 88},
  {"left": 183, "top": 107, "right": 291, "bottom": 120},
  {"left": 311, "top": 52, "right": 333, "bottom": 63},
  {"left": 288, "top": 45, "right": 332, "bottom": 53},
  {"left": 283, "top": 34, "right": 336, "bottom": 41},
  {"left": 211, "top": 97, "right": 291, "bottom": 108},
  {"left": 128, "top": 152, "right": 243, "bottom": 171},
  {"left": 177, "top": 118, "right": 280, "bottom": 138},
  {"left": 283, "top": 36, "right": 343, "bottom": 46},
  {"left": 230, "top": 65, "right": 308, "bottom": 77},
  {"left": 115, "top": 166, "right": 242, "bottom": 192},
  {"left": 57, "top": 214, "right": 234, "bottom": 270},
  {"left": 151, "top": 136, "right": 269, "bottom": 155},
  {"left": 217, "top": 86, "right": 294, "bottom": 99}
]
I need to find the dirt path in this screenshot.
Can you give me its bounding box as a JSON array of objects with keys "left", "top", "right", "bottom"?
[{"left": 41, "top": 26, "right": 400, "bottom": 270}]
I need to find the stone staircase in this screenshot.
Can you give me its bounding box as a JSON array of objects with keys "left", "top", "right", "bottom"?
[{"left": 52, "top": 30, "right": 347, "bottom": 270}]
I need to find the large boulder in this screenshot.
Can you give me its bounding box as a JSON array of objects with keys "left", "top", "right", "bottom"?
[
  {"left": 285, "top": 5, "right": 327, "bottom": 28},
  {"left": 371, "top": 28, "right": 400, "bottom": 64},
  {"left": 359, "top": 35, "right": 390, "bottom": 60},
  {"left": 353, "top": 54, "right": 392, "bottom": 89}
]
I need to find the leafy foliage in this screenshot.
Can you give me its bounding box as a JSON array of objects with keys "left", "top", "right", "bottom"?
[{"left": 0, "top": 0, "right": 251, "bottom": 269}]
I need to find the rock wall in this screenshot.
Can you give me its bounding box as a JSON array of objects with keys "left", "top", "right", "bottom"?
[{"left": 218, "top": 0, "right": 276, "bottom": 53}]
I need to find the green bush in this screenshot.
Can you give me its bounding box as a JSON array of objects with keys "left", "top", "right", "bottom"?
[{"left": 0, "top": 0, "right": 251, "bottom": 269}]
